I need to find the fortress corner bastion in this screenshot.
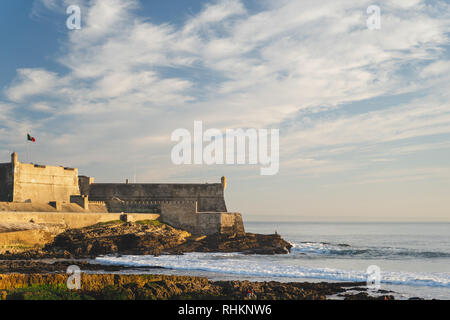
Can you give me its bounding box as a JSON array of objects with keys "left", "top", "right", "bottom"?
[{"left": 0, "top": 153, "right": 244, "bottom": 236}]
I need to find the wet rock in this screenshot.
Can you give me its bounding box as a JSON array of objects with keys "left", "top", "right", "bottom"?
[
  {"left": 343, "top": 292, "right": 395, "bottom": 300},
  {"left": 42, "top": 221, "right": 191, "bottom": 258},
  {"left": 0, "top": 221, "right": 292, "bottom": 260},
  {"left": 165, "top": 233, "right": 292, "bottom": 255},
  {"left": 0, "top": 273, "right": 377, "bottom": 300}
]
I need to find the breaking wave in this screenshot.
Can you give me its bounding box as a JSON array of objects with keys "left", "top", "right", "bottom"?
[
  {"left": 95, "top": 252, "right": 450, "bottom": 288},
  {"left": 290, "top": 242, "right": 450, "bottom": 259}
]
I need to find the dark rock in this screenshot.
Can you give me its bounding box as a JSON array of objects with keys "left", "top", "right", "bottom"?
[
  {"left": 343, "top": 292, "right": 395, "bottom": 300},
  {"left": 0, "top": 221, "right": 292, "bottom": 260}
]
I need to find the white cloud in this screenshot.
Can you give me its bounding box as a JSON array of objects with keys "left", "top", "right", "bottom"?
[
  {"left": 183, "top": 0, "right": 246, "bottom": 33},
  {"left": 351, "top": 167, "right": 450, "bottom": 185},
  {"left": 5, "top": 69, "right": 60, "bottom": 102},
  {"left": 31, "top": 103, "right": 54, "bottom": 112},
  {"left": 2, "top": 0, "right": 450, "bottom": 184},
  {"left": 421, "top": 60, "right": 450, "bottom": 77},
  {"left": 285, "top": 100, "right": 450, "bottom": 151}
]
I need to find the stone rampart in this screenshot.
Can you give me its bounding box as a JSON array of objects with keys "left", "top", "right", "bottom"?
[
  {"left": 86, "top": 183, "right": 227, "bottom": 212},
  {"left": 0, "top": 212, "right": 160, "bottom": 229}
]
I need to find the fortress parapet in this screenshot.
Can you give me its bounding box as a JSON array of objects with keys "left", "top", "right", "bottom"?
[{"left": 84, "top": 182, "right": 227, "bottom": 212}]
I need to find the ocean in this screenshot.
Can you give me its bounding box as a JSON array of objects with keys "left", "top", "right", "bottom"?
[{"left": 96, "top": 222, "right": 450, "bottom": 300}]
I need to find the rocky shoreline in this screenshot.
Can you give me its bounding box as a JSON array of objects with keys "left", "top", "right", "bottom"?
[
  {"left": 0, "top": 220, "right": 292, "bottom": 260},
  {"left": 0, "top": 220, "right": 414, "bottom": 300},
  {"left": 0, "top": 272, "right": 398, "bottom": 300}
]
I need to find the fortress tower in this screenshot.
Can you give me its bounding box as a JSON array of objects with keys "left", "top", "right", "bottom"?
[{"left": 0, "top": 152, "right": 80, "bottom": 203}]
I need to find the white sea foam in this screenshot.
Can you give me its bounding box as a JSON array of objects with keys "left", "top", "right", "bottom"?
[
  {"left": 290, "top": 242, "right": 450, "bottom": 258},
  {"left": 95, "top": 252, "right": 450, "bottom": 288}
]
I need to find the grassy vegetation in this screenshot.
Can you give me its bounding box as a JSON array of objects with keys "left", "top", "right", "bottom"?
[
  {"left": 135, "top": 220, "right": 162, "bottom": 227},
  {"left": 0, "top": 244, "right": 35, "bottom": 250},
  {"left": 89, "top": 220, "right": 125, "bottom": 228},
  {"left": 3, "top": 284, "right": 95, "bottom": 300},
  {"left": 1, "top": 282, "right": 221, "bottom": 300},
  {"left": 2, "top": 284, "right": 137, "bottom": 300},
  {"left": 0, "top": 244, "right": 41, "bottom": 254},
  {"left": 87, "top": 219, "right": 163, "bottom": 228}
]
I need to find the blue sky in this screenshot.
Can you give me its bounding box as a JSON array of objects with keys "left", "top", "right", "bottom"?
[{"left": 0, "top": 0, "right": 449, "bottom": 221}]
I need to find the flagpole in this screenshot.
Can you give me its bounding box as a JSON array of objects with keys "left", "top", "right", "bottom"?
[
  {"left": 26, "top": 139, "right": 29, "bottom": 163},
  {"left": 26, "top": 130, "right": 32, "bottom": 163}
]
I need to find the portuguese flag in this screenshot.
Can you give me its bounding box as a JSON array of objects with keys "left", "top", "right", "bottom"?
[{"left": 27, "top": 133, "right": 36, "bottom": 142}]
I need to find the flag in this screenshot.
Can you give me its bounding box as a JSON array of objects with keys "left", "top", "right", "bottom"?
[{"left": 27, "top": 133, "right": 36, "bottom": 142}]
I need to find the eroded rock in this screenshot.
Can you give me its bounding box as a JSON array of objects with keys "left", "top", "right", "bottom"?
[{"left": 0, "top": 220, "right": 292, "bottom": 260}]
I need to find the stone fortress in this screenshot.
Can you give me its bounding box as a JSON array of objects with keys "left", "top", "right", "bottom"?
[{"left": 0, "top": 153, "right": 245, "bottom": 236}]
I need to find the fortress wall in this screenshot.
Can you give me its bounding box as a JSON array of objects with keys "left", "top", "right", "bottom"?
[
  {"left": 197, "top": 212, "right": 245, "bottom": 236},
  {"left": 78, "top": 176, "right": 94, "bottom": 196},
  {"left": 0, "top": 201, "right": 108, "bottom": 213},
  {"left": 196, "top": 212, "right": 221, "bottom": 235},
  {"left": 0, "top": 163, "right": 13, "bottom": 202},
  {"left": 159, "top": 201, "right": 198, "bottom": 233},
  {"left": 0, "top": 212, "right": 159, "bottom": 229},
  {"left": 0, "top": 154, "right": 240, "bottom": 235},
  {"left": 219, "top": 213, "right": 245, "bottom": 235},
  {"left": 87, "top": 183, "right": 227, "bottom": 212},
  {"left": 106, "top": 200, "right": 161, "bottom": 213},
  {"left": 70, "top": 195, "right": 89, "bottom": 209},
  {"left": 197, "top": 197, "right": 227, "bottom": 213},
  {"left": 13, "top": 162, "right": 80, "bottom": 203}
]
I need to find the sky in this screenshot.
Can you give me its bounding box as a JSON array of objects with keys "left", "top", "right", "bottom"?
[{"left": 0, "top": 0, "right": 449, "bottom": 221}]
